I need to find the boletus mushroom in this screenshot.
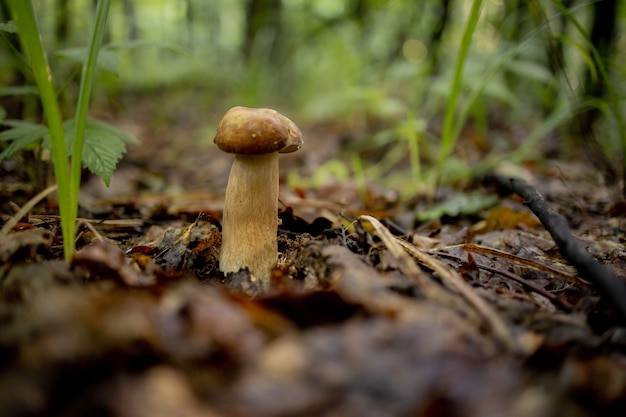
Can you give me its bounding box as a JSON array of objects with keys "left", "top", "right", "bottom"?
[{"left": 214, "top": 106, "right": 303, "bottom": 285}]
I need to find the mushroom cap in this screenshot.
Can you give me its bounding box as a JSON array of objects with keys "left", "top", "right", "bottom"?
[{"left": 214, "top": 106, "right": 303, "bottom": 155}]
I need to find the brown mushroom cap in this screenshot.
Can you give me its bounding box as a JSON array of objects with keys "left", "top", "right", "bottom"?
[{"left": 214, "top": 106, "right": 303, "bottom": 155}]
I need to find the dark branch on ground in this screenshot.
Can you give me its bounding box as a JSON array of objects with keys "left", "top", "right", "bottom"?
[{"left": 489, "top": 175, "right": 626, "bottom": 325}]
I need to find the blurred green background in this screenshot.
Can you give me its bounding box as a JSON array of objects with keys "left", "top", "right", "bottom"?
[{"left": 1, "top": 0, "right": 625, "bottom": 197}]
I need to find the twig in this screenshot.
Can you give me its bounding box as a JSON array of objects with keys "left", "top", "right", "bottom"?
[
  {"left": 438, "top": 243, "right": 585, "bottom": 286},
  {"left": 431, "top": 250, "right": 572, "bottom": 310},
  {"left": 359, "top": 215, "right": 516, "bottom": 350},
  {"left": 490, "top": 175, "right": 626, "bottom": 324},
  {"left": 0, "top": 184, "right": 57, "bottom": 237}
]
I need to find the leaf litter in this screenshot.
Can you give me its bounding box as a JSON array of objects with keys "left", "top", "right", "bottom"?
[{"left": 2, "top": 152, "right": 626, "bottom": 416}]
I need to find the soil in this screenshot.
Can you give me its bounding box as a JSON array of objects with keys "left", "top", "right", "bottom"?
[{"left": 2, "top": 106, "right": 626, "bottom": 417}]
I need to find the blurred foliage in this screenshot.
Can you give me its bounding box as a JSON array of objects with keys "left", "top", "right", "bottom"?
[{"left": 1, "top": 0, "right": 625, "bottom": 196}]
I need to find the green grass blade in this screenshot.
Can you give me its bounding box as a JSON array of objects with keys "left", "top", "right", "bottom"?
[
  {"left": 553, "top": 0, "right": 626, "bottom": 196},
  {"left": 8, "top": 0, "right": 74, "bottom": 261},
  {"left": 436, "top": 0, "right": 484, "bottom": 185},
  {"left": 70, "top": 0, "right": 111, "bottom": 218}
]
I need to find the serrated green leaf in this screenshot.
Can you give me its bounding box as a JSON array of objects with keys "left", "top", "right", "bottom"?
[
  {"left": 54, "top": 47, "right": 120, "bottom": 75},
  {"left": 0, "top": 21, "right": 18, "bottom": 33},
  {"left": 50, "top": 118, "right": 138, "bottom": 186},
  {"left": 0, "top": 120, "right": 48, "bottom": 161}
]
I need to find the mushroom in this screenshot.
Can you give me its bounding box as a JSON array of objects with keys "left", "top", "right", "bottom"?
[{"left": 214, "top": 106, "right": 303, "bottom": 285}]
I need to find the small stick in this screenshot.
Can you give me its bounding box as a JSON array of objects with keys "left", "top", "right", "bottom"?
[
  {"left": 490, "top": 175, "right": 626, "bottom": 324},
  {"left": 431, "top": 250, "right": 572, "bottom": 310},
  {"left": 360, "top": 215, "right": 516, "bottom": 350},
  {"left": 0, "top": 184, "right": 57, "bottom": 237},
  {"left": 438, "top": 243, "right": 584, "bottom": 286}
]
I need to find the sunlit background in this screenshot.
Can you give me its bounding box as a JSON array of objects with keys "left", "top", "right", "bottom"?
[{"left": 2, "top": 0, "right": 625, "bottom": 195}]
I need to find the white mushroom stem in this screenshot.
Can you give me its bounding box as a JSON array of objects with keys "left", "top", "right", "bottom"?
[{"left": 219, "top": 153, "right": 279, "bottom": 283}]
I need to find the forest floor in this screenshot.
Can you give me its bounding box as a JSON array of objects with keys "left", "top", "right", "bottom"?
[{"left": 2, "top": 100, "right": 626, "bottom": 417}]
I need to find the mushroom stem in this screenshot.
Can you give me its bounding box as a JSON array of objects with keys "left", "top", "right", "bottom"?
[{"left": 219, "top": 153, "right": 279, "bottom": 283}]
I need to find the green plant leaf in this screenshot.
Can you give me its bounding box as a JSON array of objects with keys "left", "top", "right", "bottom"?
[
  {"left": 554, "top": 34, "right": 598, "bottom": 83},
  {"left": 69, "top": 0, "right": 111, "bottom": 213},
  {"left": 417, "top": 192, "right": 499, "bottom": 222},
  {"left": 105, "top": 40, "right": 188, "bottom": 55},
  {"left": 55, "top": 47, "right": 120, "bottom": 74},
  {"left": 0, "top": 85, "right": 39, "bottom": 96},
  {"left": 0, "top": 120, "right": 48, "bottom": 161},
  {"left": 68, "top": 119, "right": 138, "bottom": 186},
  {"left": 9, "top": 0, "right": 73, "bottom": 261},
  {"left": 436, "top": 0, "right": 484, "bottom": 184},
  {"left": 0, "top": 21, "right": 18, "bottom": 33},
  {"left": 42, "top": 118, "right": 138, "bottom": 186},
  {"left": 504, "top": 59, "right": 553, "bottom": 84}
]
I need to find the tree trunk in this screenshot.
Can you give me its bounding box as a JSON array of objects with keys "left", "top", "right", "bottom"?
[
  {"left": 571, "top": 0, "right": 619, "bottom": 187},
  {"left": 242, "top": 0, "right": 282, "bottom": 62},
  {"left": 578, "top": 0, "right": 618, "bottom": 135}
]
